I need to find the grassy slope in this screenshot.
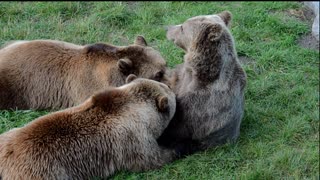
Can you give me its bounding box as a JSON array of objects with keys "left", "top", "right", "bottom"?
[{"left": 0, "top": 2, "right": 318, "bottom": 179}]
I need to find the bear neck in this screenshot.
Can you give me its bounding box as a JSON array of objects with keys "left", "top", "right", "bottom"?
[
  {"left": 107, "top": 67, "right": 127, "bottom": 87},
  {"left": 185, "top": 33, "right": 237, "bottom": 86}
]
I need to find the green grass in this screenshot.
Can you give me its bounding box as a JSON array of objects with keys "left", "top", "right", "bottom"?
[{"left": 0, "top": 2, "right": 319, "bottom": 179}]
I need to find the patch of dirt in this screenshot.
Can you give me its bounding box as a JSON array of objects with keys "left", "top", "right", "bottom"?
[
  {"left": 271, "top": 3, "right": 319, "bottom": 51},
  {"left": 297, "top": 34, "right": 319, "bottom": 51},
  {"left": 285, "top": 7, "right": 315, "bottom": 26},
  {"left": 295, "top": 3, "right": 319, "bottom": 51}
]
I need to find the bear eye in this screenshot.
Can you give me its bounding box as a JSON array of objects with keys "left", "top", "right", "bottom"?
[
  {"left": 154, "top": 71, "right": 164, "bottom": 81},
  {"left": 180, "top": 25, "right": 183, "bottom": 32}
]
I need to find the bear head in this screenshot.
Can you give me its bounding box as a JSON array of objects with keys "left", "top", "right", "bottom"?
[
  {"left": 91, "top": 74, "right": 176, "bottom": 138},
  {"left": 166, "top": 11, "right": 233, "bottom": 52},
  {"left": 84, "top": 36, "right": 168, "bottom": 85}
]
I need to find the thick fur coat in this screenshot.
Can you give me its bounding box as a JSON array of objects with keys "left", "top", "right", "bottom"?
[
  {"left": 0, "top": 76, "right": 177, "bottom": 180},
  {"left": 158, "top": 11, "right": 247, "bottom": 153},
  {"left": 0, "top": 36, "right": 168, "bottom": 110}
]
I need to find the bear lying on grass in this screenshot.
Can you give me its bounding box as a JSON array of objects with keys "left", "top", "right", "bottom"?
[
  {"left": 0, "top": 75, "right": 177, "bottom": 180},
  {"left": 158, "top": 11, "right": 247, "bottom": 153},
  {"left": 0, "top": 36, "right": 168, "bottom": 110}
]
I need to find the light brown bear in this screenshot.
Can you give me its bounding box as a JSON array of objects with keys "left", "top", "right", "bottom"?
[
  {"left": 0, "top": 75, "right": 178, "bottom": 180},
  {"left": 158, "top": 11, "right": 247, "bottom": 153},
  {"left": 0, "top": 36, "right": 168, "bottom": 110}
]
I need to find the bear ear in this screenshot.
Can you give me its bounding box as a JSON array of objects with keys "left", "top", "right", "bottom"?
[
  {"left": 118, "top": 58, "right": 133, "bottom": 75},
  {"left": 204, "top": 23, "right": 223, "bottom": 42},
  {"left": 156, "top": 96, "right": 169, "bottom": 112},
  {"left": 84, "top": 43, "right": 118, "bottom": 54},
  {"left": 125, "top": 74, "right": 137, "bottom": 84},
  {"left": 134, "top": 35, "right": 148, "bottom": 46},
  {"left": 217, "top": 10, "right": 232, "bottom": 27}
]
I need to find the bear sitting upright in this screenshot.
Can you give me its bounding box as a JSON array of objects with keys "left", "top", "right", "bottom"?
[
  {"left": 158, "top": 11, "right": 247, "bottom": 153},
  {"left": 0, "top": 36, "right": 168, "bottom": 110},
  {"left": 0, "top": 75, "right": 177, "bottom": 180}
]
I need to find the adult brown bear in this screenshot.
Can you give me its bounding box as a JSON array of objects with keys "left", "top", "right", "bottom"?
[
  {"left": 0, "top": 75, "right": 177, "bottom": 180},
  {"left": 0, "top": 36, "right": 168, "bottom": 110},
  {"left": 158, "top": 11, "right": 247, "bottom": 153}
]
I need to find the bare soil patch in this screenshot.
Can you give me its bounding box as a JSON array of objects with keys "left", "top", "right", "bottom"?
[
  {"left": 297, "top": 33, "right": 319, "bottom": 51},
  {"left": 270, "top": 3, "right": 319, "bottom": 51},
  {"left": 294, "top": 4, "right": 319, "bottom": 51}
]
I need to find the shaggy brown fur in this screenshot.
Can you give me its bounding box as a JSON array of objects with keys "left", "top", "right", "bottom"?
[
  {"left": 158, "top": 11, "right": 247, "bottom": 153},
  {"left": 0, "top": 36, "right": 168, "bottom": 110},
  {"left": 0, "top": 76, "right": 177, "bottom": 180}
]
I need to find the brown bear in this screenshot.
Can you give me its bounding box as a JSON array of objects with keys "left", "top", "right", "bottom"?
[
  {"left": 158, "top": 11, "right": 247, "bottom": 154},
  {"left": 0, "top": 36, "right": 168, "bottom": 110},
  {"left": 0, "top": 75, "right": 178, "bottom": 180}
]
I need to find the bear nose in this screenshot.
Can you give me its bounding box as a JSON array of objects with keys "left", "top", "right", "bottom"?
[{"left": 164, "top": 25, "right": 172, "bottom": 32}]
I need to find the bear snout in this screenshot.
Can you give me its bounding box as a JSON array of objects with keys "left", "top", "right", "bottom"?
[
  {"left": 166, "top": 25, "right": 179, "bottom": 41},
  {"left": 164, "top": 25, "right": 171, "bottom": 31}
]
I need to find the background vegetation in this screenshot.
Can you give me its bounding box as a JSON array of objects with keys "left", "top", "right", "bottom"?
[{"left": 0, "top": 2, "right": 318, "bottom": 179}]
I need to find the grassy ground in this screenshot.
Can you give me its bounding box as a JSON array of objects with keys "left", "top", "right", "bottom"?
[{"left": 0, "top": 2, "right": 319, "bottom": 179}]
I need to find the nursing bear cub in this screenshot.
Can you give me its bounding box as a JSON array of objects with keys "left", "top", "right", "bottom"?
[
  {"left": 158, "top": 11, "right": 247, "bottom": 153},
  {"left": 0, "top": 76, "right": 177, "bottom": 180},
  {"left": 0, "top": 36, "right": 167, "bottom": 110}
]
